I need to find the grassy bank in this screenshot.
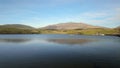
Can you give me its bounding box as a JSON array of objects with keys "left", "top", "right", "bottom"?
[
  {"left": 0, "top": 28, "right": 39, "bottom": 34},
  {"left": 38, "top": 28, "right": 120, "bottom": 35},
  {"left": 0, "top": 28, "right": 119, "bottom": 36}
]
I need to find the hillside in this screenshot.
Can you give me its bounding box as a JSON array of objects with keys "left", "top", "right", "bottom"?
[
  {"left": 0, "top": 23, "right": 119, "bottom": 35},
  {"left": 115, "top": 26, "right": 120, "bottom": 29},
  {"left": 0, "top": 24, "right": 39, "bottom": 34},
  {"left": 0, "top": 24, "right": 35, "bottom": 29},
  {"left": 41, "top": 22, "right": 105, "bottom": 30}
]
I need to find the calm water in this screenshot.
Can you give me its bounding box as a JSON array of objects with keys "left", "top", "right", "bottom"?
[{"left": 0, "top": 34, "right": 120, "bottom": 68}]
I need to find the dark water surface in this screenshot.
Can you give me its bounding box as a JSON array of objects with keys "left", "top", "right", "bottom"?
[{"left": 0, "top": 34, "right": 120, "bottom": 68}]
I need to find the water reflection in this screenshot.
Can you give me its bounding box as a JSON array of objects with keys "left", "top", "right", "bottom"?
[
  {"left": 0, "top": 38, "right": 32, "bottom": 43},
  {"left": 46, "top": 39, "right": 97, "bottom": 45},
  {"left": 0, "top": 37, "right": 98, "bottom": 45},
  {"left": 0, "top": 34, "right": 120, "bottom": 68}
]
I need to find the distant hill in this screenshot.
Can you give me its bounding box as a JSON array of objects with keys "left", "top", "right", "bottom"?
[
  {"left": 115, "top": 26, "right": 120, "bottom": 29},
  {"left": 0, "top": 24, "right": 35, "bottom": 29},
  {"left": 0, "top": 24, "right": 39, "bottom": 34},
  {"left": 41, "top": 22, "right": 106, "bottom": 30}
]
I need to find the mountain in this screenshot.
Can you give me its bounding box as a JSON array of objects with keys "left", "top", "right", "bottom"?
[
  {"left": 0, "top": 24, "right": 35, "bottom": 29},
  {"left": 41, "top": 22, "right": 105, "bottom": 30},
  {"left": 115, "top": 26, "right": 120, "bottom": 29}
]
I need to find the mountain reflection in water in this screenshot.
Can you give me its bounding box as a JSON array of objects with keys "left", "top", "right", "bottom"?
[
  {"left": 0, "top": 38, "right": 32, "bottom": 43},
  {"left": 0, "top": 38, "right": 98, "bottom": 45},
  {"left": 0, "top": 34, "right": 120, "bottom": 68},
  {"left": 47, "top": 39, "right": 97, "bottom": 45}
]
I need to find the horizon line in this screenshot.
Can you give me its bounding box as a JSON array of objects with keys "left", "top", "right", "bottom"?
[{"left": 0, "top": 22, "right": 119, "bottom": 28}]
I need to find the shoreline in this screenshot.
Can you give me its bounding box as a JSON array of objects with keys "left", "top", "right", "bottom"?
[{"left": 0, "top": 33, "right": 119, "bottom": 37}]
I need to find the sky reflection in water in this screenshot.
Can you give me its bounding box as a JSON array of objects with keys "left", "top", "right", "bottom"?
[{"left": 0, "top": 34, "right": 120, "bottom": 68}]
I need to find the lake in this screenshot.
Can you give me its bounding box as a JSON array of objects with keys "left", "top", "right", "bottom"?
[{"left": 0, "top": 34, "right": 120, "bottom": 68}]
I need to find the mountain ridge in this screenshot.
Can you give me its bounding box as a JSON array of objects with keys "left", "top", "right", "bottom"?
[
  {"left": 0, "top": 24, "right": 35, "bottom": 29},
  {"left": 41, "top": 22, "right": 107, "bottom": 30},
  {"left": 0, "top": 22, "right": 119, "bottom": 29}
]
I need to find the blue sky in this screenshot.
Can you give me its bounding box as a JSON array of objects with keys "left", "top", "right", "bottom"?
[{"left": 0, "top": 0, "right": 120, "bottom": 28}]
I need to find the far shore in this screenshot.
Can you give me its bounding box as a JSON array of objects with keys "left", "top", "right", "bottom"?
[{"left": 0, "top": 33, "right": 119, "bottom": 37}]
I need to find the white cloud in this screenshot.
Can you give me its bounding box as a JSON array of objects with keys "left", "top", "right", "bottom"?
[
  {"left": 80, "top": 12, "right": 108, "bottom": 18},
  {"left": 63, "top": 7, "right": 119, "bottom": 27},
  {"left": 104, "top": 8, "right": 120, "bottom": 22}
]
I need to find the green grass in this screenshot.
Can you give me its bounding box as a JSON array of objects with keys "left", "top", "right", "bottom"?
[
  {"left": 38, "top": 28, "right": 119, "bottom": 35},
  {"left": 0, "top": 28, "right": 119, "bottom": 35}
]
